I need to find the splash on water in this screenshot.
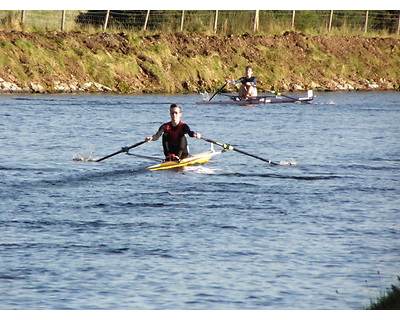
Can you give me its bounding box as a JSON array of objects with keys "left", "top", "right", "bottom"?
[
  {"left": 184, "top": 165, "right": 218, "bottom": 174},
  {"left": 200, "top": 91, "right": 210, "bottom": 101},
  {"left": 72, "top": 150, "right": 98, "bottom": 162},
  {"left": 279, "top": 158, "right": 297, "bottom": 166},
  {"left": 313, "top": 101, "right": 336, "bottom": 105}
]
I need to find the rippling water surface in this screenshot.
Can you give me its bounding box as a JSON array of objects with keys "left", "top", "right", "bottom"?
[{"left": 0, "top": 91, "right": 399, "bottom": 309}]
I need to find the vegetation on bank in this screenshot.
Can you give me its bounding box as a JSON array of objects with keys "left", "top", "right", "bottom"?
[
  {"left": 0, "top": 30, "right": 399, "bottom": 94},
  {"left": 366, "top": 277, "right": 400, "bottom": 310}
]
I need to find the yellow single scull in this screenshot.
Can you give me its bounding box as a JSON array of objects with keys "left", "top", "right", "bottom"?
[{"left": 147, "top": 150, "right": 222, "bottom": 171}]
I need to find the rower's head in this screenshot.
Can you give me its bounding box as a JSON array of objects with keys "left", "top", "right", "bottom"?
[
  {"left": 245, "top": 65, "right": 253, "bottom": 78},
  {"left": 170, "top": 104, "right": 182, "bottom": 125}
]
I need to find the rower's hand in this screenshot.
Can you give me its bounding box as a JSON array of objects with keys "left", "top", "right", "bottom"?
[
  {"left": 194, "top": 132, "right": 201, "bottom": 139},
  {"left": 168, "top": 154, "right": 180, "bottom": 162},
  {"left": 145, "top": 136, "right": 153, "bottom": 142}
]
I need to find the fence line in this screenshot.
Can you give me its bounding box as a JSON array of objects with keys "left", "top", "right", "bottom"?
[{"left": 1, "top": 10, "right": 399, "bottom": 36}]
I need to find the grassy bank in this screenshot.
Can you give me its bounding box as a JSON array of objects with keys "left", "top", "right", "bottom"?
[{"left": 0, "top": 30, "right": 399, "bottom": 94}]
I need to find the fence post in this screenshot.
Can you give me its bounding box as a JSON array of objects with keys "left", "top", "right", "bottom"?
[
  {"left": 291, "top": 10, "right": 295, "bottom": 28},
  {"left": 214, "top": 10, "right": 218, "bottom": 33},
  {"left": 143, "top": 10, "right": 150, "bottom": 31},
  {"left": 104, "top": 10, "right": 110, "bottom": 31},
  {"left": 21, "top": 10, "right": 25, "bottom": 25},
  {"left": 180, "top": 10, "right": 185, "bottom": 31},
  {"left": 61, "top": 10, "right": 66, "bottom": 31},
  {"left": 364, "top": 10, "right": 369, "bottom": 33},
  {"left": 328, "top": 10, "right": 333, "bottom": 32},
  {"left": 253, "top": 10, "right": 259, "bottom": 32}
]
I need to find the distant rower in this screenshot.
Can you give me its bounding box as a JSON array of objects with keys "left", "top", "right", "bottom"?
[{"left": 227, "top": 65, "right": 258, "bottom": 99}]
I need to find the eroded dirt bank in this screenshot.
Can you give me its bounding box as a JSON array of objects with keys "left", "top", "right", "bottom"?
[{"left": 0, "top": 30, "right": 399, "bottom": 93}]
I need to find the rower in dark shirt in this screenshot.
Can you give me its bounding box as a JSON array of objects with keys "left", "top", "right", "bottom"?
[
  {"left": 227, "top": 65, "right": 258, "bottom": 99},
  {"left": 145, "top": 104, "right": 201, "bottom": 161}
]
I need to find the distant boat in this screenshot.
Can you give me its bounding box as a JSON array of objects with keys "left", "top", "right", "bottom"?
[{"left": 197, "top": 90, "right": 314, "bottom": 105}]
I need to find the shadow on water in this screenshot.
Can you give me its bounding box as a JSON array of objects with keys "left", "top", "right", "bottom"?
[
  {"left": 59, "top": 166, "right": 145, "bottom": 180},
  {"left": 1, "top": 163, "right": 344, "bottom": 195},
  {"left": 11, "top": 96, "right": 169, "bottom": 106},
  {"left": 221, "top": 172, "right": 342, "bottom": 180},
  {"left": 42, "top": 167, "right": 148, "bottom": 188},
  {"left": 1, "top": 165, "right": 148, "bottom": 195}
]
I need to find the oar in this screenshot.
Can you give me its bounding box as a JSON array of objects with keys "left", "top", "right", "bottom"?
[
  {"left": 201, "top": 137, "right": 285, "bottom": 166},
  {"left": 257, "top": 87, "right": 311, "bottom": 104},
  {"left": 256, "top": 87, "right": 298, "bottom": 101},
  {"left": 95, "top": 140, "right": 146, "bottom": 162},
  {"left": 208, "top": 83, "right": 227, "bottom": 101}
]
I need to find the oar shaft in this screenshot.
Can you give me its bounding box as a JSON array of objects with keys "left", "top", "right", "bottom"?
[
  {"left": 209, "top": 83, "right": 227, "bottom": 101},
  {"left": 256, "top": 87, "right": 297, "bottom": 101},
  {"left": 201, "top": 137, "right": 279, "bottom": 165},
  {"left": 256, "top": 87, "right": 312, "bottom": 104},
  {"left": 95, "top": 140, "right": 146, "bottom": 162}
]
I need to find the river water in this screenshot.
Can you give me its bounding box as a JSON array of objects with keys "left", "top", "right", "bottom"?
[{"left": 0, "top": 91, "right": 399, "bottom": 310}]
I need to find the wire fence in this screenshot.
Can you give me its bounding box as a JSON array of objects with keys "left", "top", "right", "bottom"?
[{"left": 0, "top": 10, "right": 399, "bottom": 35}]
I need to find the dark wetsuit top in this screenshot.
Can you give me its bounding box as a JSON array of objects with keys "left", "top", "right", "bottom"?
[
  {"left": 231, "top": 76, "right": 257, "bottom": 86},
  {"left": 152, "top": 121, "right": 195, "bottom": 159}
]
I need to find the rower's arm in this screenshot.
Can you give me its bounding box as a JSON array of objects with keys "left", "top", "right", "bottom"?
[
  {"left": 229, "top": 78, "right": 242, "bottom": 86},
  {"left": 183, "top": 123, "right": 200, "bottom": 139},
  {"left": 149, "top": 124, "right": 166, "bottom": 141}
]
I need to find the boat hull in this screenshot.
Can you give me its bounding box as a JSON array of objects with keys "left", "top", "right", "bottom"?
[{"left": 147, "top": 150, "right": 221, "bottom": 171}]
